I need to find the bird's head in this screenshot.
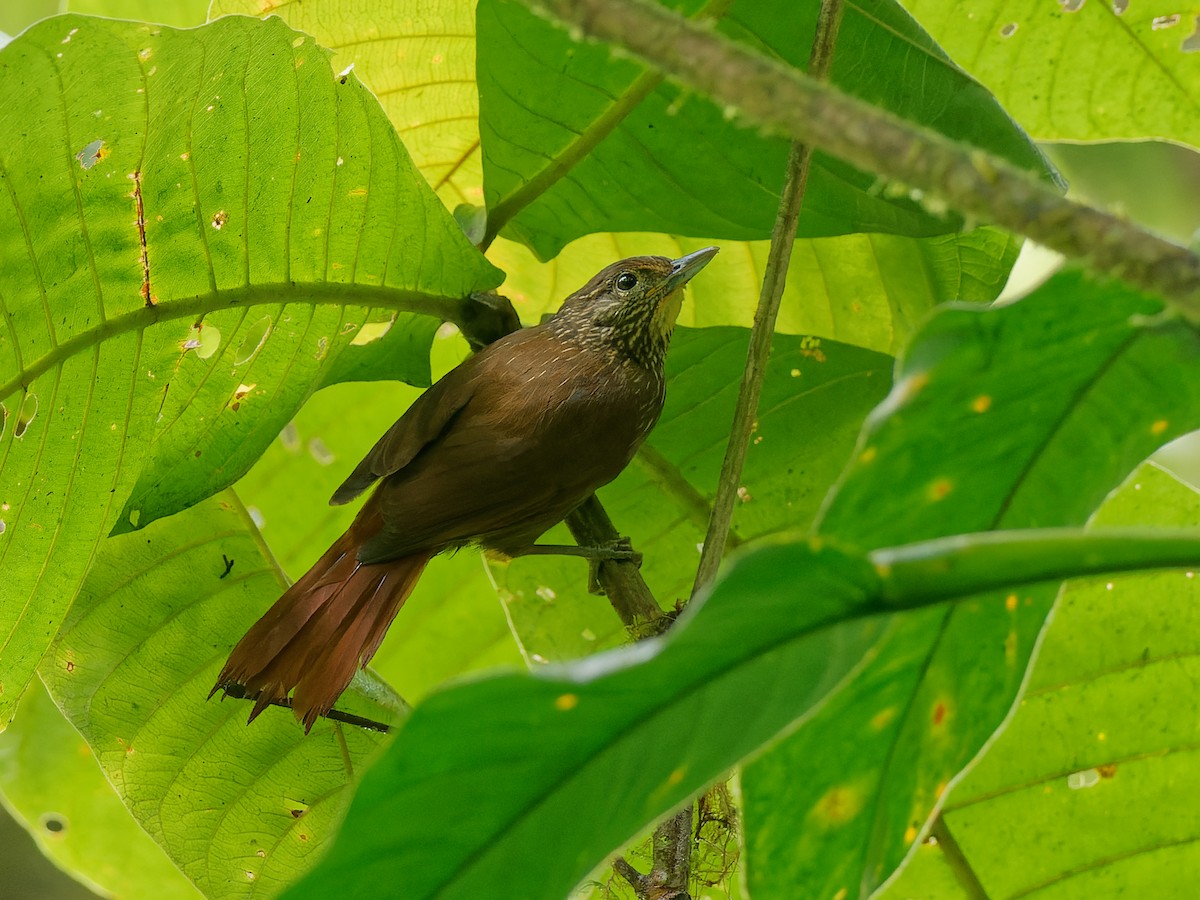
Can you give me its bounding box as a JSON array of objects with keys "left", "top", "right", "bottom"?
[{"left": 551, "top": 247, "right": 719, "bottom": 368}]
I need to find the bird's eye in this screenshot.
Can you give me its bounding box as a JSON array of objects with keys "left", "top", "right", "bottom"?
[{"left": 615, "top": 272, "right": 638, "bottom": 292}]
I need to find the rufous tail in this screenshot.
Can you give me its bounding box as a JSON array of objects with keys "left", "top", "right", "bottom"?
[{"left": 212, "top": 499, "right": 431, "bottom": 732}]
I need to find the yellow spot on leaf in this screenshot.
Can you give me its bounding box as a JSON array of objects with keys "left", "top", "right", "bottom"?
[
  {"left": 554, "top": 693, "right": 578, "bottom": 711},
  {"left": 971, "top": 394, "right": 992, "bottom": 413},
  {"left": 1151, "top": 419, "right": 1169, "bottom": 435},
  {"left": 859, "top": 446, "right": 877, "bottom": 464},
  {"left": 812, "top": 784, "right": 863, "bottom": 826},
  {"left": 667, "top": 767, "right": 686, "bottom": 786},
  {"left": 927, "top": 479, "right": 953, "bottom": 501},
  {"left": 903, "top": 825, "right": 918, "bottom": 843},
  {"left": 870, "top": 707, "right": 897, "bottom": 731},
  {"left": 1005, "top": 593, "right": 1018, "bottom": 612}
]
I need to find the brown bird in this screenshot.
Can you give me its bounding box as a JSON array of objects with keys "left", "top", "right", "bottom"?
[{"left": 213, "top": 247, "right": 719, "bottom": 730}]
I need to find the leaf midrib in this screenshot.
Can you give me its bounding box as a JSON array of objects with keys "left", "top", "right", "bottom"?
[{"left": 0, "top": 282, "right": 469, "bottom": 403}]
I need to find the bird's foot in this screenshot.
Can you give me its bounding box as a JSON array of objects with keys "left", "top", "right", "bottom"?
[{"left": 509, "top": 539, "right": 642, "bottom": 596}]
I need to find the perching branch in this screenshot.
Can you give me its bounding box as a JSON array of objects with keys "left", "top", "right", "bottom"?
[
  {"left": 522, "top": 0, "right": 1200, "bottom": 326},
  {"left": 691, "top": 0, "right": 845, "bottom": 600}
]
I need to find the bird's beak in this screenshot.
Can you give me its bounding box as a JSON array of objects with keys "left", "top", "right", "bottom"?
[{"left": 667, "top": 246, "right": 719, "bottom": 292}]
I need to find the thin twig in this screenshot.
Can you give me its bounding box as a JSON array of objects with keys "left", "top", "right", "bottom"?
[
  {"left": 219, "top": 683, "right": 393, "bottom": 734},
  {"left": 691, "top": 0, "right": 845, "bottom": 599},
  {"left": 619, "top": 2, "right": 845, "bottom": 894},
  {"left": 523, "top": 0, "right": 1200, "bottom": 325},
  {"left": 928, "top": 816, "right": 989, "bottom": 899}
]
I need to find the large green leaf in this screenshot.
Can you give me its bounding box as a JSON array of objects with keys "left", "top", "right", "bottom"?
[
  {"left": 38, "top": 491, "right": 395, "bottom": 898},
  {"left": 0, "top": 13, "right": 501, "bottom": 723},
  {"left": 741, "top": 271, "right": 1200, "bottom": 896},
  {"left": 932, "top": 463, "right": 1200, "bottom": 898},
  {"left": 489, "top": 228, "right": 1020, "bottom": 354},
  {"left": 904, "top": 0, "right": 1200, "bottom": 147},
  {"left": 0, "top": 681, "right": 200, "bottom": 899},
  {"left": 208, "top": 0, "right": 483, "bottom": 210},
  {"left": 495, "top": 326, "right": 893, "bottom": 661},
  {"left": 286, "top": 528, "right": 1200, "bottom": 900},
  {"left": 476, "top": 0, "right": 1054, "bottom": 259}
]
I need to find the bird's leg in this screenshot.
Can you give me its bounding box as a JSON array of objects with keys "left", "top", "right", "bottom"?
[{"left": 507, "top": 538, "right": 643, "bottom": 595}]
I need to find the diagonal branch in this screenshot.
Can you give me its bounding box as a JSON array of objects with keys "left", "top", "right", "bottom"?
[{"left": 522, "top": 0, "right": 1200, "bottom": 326}]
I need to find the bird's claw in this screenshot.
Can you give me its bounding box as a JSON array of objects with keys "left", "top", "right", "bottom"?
[{"left": 588, "top": 537, "right": 642, "bottom": 595}]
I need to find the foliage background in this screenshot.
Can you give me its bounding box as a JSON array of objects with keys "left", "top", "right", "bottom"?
[{"left": 1, "top": 0, "right": 1199, "bottom": 898}]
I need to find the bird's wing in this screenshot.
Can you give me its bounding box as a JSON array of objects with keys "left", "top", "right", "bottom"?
[
  {"left": 357, "top": 339, "right": 649, "bottom": 562},
  {"left": 328, "top": 347, "right": 485, "bottom": 506}
]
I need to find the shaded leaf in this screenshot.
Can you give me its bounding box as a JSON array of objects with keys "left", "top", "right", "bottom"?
[
  {"left": 39, "top": 492, "right": 393, "bottom": 897},
  {"left": 477, "top": 0, "right": 1054, "bottom": 259},
  {"left": 742, "top": 270, "right": 1200, "bottom": 896},
  {"left": 286, "top": 526, "right": 1200, "bottom": 900},
  {"left": 0, "top": 681, "right": 200, "bottom": 899}
]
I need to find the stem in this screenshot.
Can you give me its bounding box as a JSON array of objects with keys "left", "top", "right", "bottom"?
[
  {"left": 691, "top": 0, "right": 845, "bottom": 600},
  {"left": 929, "top": 817, "right": 989, "bottom": 899},
  {"left": 522, "top": 0, "right": 1200, "bottom": 325},
  {"left": 480, "top": 0, "right": 737, "bottom": 253}
]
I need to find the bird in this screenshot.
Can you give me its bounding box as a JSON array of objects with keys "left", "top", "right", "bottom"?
[{"left": 212, "top": 247, "right": 719, "bottom": 731}]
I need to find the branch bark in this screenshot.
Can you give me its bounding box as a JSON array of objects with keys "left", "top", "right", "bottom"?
[{"left": 522, "top": 0, "right": 1200, "bottom": 326}]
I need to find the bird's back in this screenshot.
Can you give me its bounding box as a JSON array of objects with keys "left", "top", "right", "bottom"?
[{"left": 359, "top": 324, "right": 665, "bottom": 561}]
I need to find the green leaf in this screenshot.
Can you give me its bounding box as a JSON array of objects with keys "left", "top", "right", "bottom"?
[
  {"left": 208, "top": 0, "right": 483, "bottom": 211},
  {"left": 488, "top": 228, "right": 1021, "bottom": 355},
  {"left": 0, "top": 13, "right": 501, "bottom": 721},
  {"left": 39, "top": 491, "right": 393, "bottom": 897},
  {"left": 903, "top": 0, "right": 1200, "bottom": 146},
  {"left": 71, "top": 0, "right": 209, "bottom": 26},
  {"left": 477, "top": 0, "right": 1055, "bottom": 259},
  {"left": 0, "top": 681, "right": 200, "bottom": 900},
  {"left": 286, "top": 527, "right": 1200, "bottom": 900},
  {"left": 741, "top": 270, "right": 1200, "bottom": 896},
  {"left": 934, "top": 463, "right": 1200, "bottom": 897},
  {"left": 494, "top": 326, "right": 893, "bottom": 661},
  {"left": 289, "top": 540, "right": 888, "bottom": 900}
]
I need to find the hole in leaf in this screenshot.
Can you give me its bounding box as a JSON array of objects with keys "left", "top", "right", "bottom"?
[
  {"left": 234, "top": 316, "right": 272, "bottom": 365},
  {"left": 14, "top": 392, "right": 38, "bottom": 438},
  {"left": 999, "top": 22, "right": 1018, "bottom": 37},
  {"left": 1152, "top": 13, "right": 1181, "bottom": 29},
  {"left": 1057, "top": 0, "right": 1084, "bottom": 11},
  {"left": 75, "top": 139, "right": 105, "bottom": 169},
  {"left": 1183, "top": 16, "right": 1200, "bottom": 51},
  {"left": 308, "top": 438, "right": 335, "bottom": 466},
  {"left": 351, "top": 316, "right": 395, "bottom": 346},
  {"left": 211, "top": 210, "right": 228, "bottom": 230},
  {"left": 280, "top": 421, "right": 300, "bottom": 451},
  {"left": 184, "top": 323, "right": 221, "bottom": 359},
  {"left": 40, "top": 813, "right": 67, "bottom": 834},
  {"left": 1111, "top": 0, "right": 1127, "bottom": 12}
]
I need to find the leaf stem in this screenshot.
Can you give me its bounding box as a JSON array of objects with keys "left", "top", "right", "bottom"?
[
  {"left": 691, "top": 0, "right": 845, "bottom": 600},
  {"left": 523, "top": 0, "right": 1200, "bottom": 325},
  {"left": 480, "top": 0, "right": 736, "bottom": 254}
]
